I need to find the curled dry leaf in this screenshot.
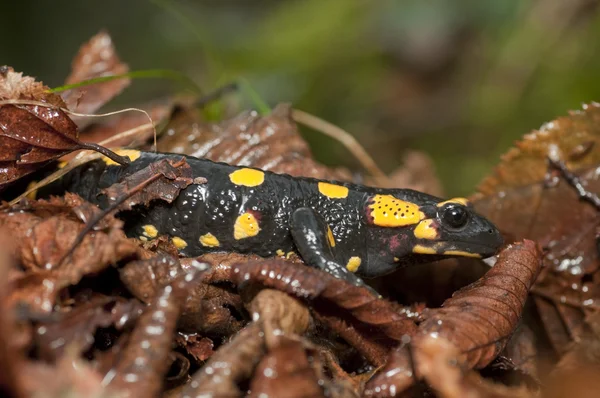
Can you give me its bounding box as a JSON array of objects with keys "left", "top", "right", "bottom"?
[
  {"left": 249, "top": 337, "right": 326, "bottom": 398},
  {"left": 0, "top": 194, "right": 140, "bottom": 312},
  {"left": 228, "top": 259, "right": 417, "bottom": 340},
  {"left": 61, "top": 31, "right": 130, "bottom": 119},
  {"left": 365, "top": 240, "right": 542, "bottom": 397},
  {"left": 106, "top": 261, "right": 208, "bottom": 397},
  {"left": 182, "top": 322, "right": 265, "bottom": 398},
  {"left": 0, "top": 67, "right": 127, "bottom": 190},
  {"left": 158, "top": 103, "right": 352, "bottom": 180},
  {"left": 33, "top": 295, "right": 143, "bottom": 361},
  {"left": 101, "top": 157, "right": 194, "bottom": 211}
]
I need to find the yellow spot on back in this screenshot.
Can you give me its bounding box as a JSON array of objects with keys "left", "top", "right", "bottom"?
[
  {"left": 318, "top": 182, "right": 349, "bottom": 199},
  {"left": 276, "top": 249, "right": 285, "bottom": 256},
  {"left": 199, "top": 233, "right": 220, "bottom": 247},
  {"left": 413, "top": 219, "right": 438, "bottom": 240},
  {"left": 142, "top": 225, "right": 158, "bottom": 238},
  {"left": 172, "top": 236, "right": 188, "bottom": 249},
  {"left": 102, "top": 149, "right": 141, "bottom": 166},
  {"left": 346, "top": 256, "right": 362, "bottom": 272},
  {"left": 393, "top": 257, "right": 400, "bottom": 262},
  {"left": 57, "top": 161, "right": 67, "bottom": 169},
  {"left": 229, "top": 168, "right": 265, "bottom": 187},
  {"left": 443, "top": 250, "right": 482, "bottom": 258},
  {"left": 437, "top": 197, "right": 470, "bottom": 207},
  {"left": 234, "top": 212, "right": 261, "bottom": 240},
  {"left": 327, "top": 225, "right": 336, "bottom": 247},
  {"left": 369, "top": 195, "right": 425, "bottom": 227},
  {"left": 413, "top": 245, "right": 437, "bottom": 255},
  {"left": 25, "top": 180, "right": 38, "bottom": 200}
]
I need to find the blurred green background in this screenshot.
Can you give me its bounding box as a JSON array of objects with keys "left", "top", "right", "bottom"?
[{"left": 2, "top": 0, "right": 600, "bottom": 195}]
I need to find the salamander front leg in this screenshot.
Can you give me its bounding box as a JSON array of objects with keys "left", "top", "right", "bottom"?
[{"left": 290, "top": 207, "right": 368, "bottom": 288}]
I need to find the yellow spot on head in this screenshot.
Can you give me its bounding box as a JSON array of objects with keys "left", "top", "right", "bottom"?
[
  {"left": 229, "top": 168, "right": 265, "bottom": 187},
  {"left": 199, "top": 232, "right": 220, "bottom": 247},
  {"left": 413, "top": 219, "right": 438, "bottom": 240},
  {"left": 142, "top": 225, "right": 158, "bottom": 238},
  {"left": 437, "top": 197, "right": 470, "bottom": 207},
  {"left": 234, "top": 212, "right": 261, "bottom": 240},
  {"left": 318, "top": 182, "right": 349, "bottom": 199},
  {"left": 346, "top": 256, "right": 362, "bottom": 273},
  {"left": 172, "top": 236, "right": 188, "bottom": 249},
  {"left": 327, "top": 225, "right": 336, "bottom": 247},
  {"left": 103, "top": 149, "right": 141, "bottom": 166},
  {"left": 369, "top": 195, "right": 425, "bottom": 227},
  {"left": 412, "top": 245, "right": 437, "bottom": 255},
  {"left": 443, "top": 250, "right": 482, "bottom": 258},
  {"left": 276, "top": 249, "right": 285, "bottom": 256}
]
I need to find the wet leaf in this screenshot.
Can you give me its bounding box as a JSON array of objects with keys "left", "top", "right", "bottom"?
[
  {"left": 0, "top": 67, "right": 128, "bottom": 190},
  {"left": 365, "top": 240, "right": 542, "bottom": 396},
  {"left": 106, "top": 261, "right": 208, "bottom": 397},
  {"left": 249, "top": 337, "right": 326, "bottom": 398},
  {"left": 158, "top": 103, "right": 352, "bottom": 180},
  {"left": 61, "top": 31, "right": 130, "bottom": 120},
  {"left": 33, "top": 295, "right": 143, "bottom": 361},
  {"left": 101, "top": 157, "right": 195, "bottom": 211},
  {"left": 227, "top": 259, "right": 418, "bottom": 340},
  {"left": 0, "top": 195, "right": 140, "bottom": 312}
]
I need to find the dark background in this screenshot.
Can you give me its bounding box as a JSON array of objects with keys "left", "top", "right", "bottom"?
[{"left": 2, "top": 0, "right": 599, "bottom": 195}]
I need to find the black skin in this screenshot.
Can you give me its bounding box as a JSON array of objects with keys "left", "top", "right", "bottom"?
[{"left": 37, "top": 152, "right": 504, "bottom": 287}]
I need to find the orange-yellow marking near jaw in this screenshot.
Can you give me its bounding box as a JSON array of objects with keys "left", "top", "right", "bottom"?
[
  {"left": 234, "top": 212, "right": 261, "bottom": 239},
  {"left": 318, "top": 182, "right": 349, "bottom": 199},
  {"left": 327, "top": 225, "right": 336, "bottom": 247},
  {"left": 172, "top": 236, "right": 188, "bottom": 249},
  {"left": 444, "top": 250, "right": 482, "bottom": 258},
  {"left": 276, "top": 249, "right": 285, "bottom": 256},
  {"left": 413, "top": 219, "right": 438, "bottom": 240},
  {"left": 102, "top": 149, "right": 141, "bottom": 166},
  {"left": 369, "top": 195, "right": 425, "bottom": 227},
  {"left": 346, "top": 256, "right": 362, "bottom": 272},
  {"left": 199, "top": 233, "right": 220, "bottom": 247},
  {"left": 437, "top": 197, "right": 470, "bottom": 207},
  {"left": 229, "top": 168, "right": 265, "bottom": 187},
  {"left": 412, "top": 245, "right": 437, "bottom": 255}
]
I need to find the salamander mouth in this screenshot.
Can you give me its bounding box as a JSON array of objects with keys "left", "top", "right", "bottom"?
[{"left": 438, "top": 240, "right": 502, "bottom": 258}]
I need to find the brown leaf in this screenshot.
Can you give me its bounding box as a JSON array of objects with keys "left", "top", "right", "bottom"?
[
  {"left": 102, "top": 157, "right": 194, "bottom": 211},
  {"left": 175, "top": 333, "right": 214, "bottom": 362},
  {"left": 227, "top": 259, "right": 418, "bottom": 340},
  {"left": 473, "top": 107, "right": 600, "bottom": 352},
  {"left": 477, "top": 103, "right": 600, "bottom": 196},
  {"left": 0, "top": 195, "right": 140, "bottom": 312},
  {"left": 365, "top": 241, "right": 542, "bottom": 396},
  {"left": 158, "top": 103, "right": 352, "bottom": 180},
  {"left": 0, "top": 67, "right": 127, "bottom": 190},
  {"left": 106, "top": 261, "right": 208, "bottom": 397},
  {"left": 33, "top": 295, "right": 143, "bottom": 361},
  {"left": 418, "top": 240, "right": 542, "bottom": 369},
  {"left": 62, "top": 31, "right": 130, "bottom": 119},
  {"left": 182, "top": 323, "right": 265, "bottom": 397},
  {"left": 249, "top": 337, "right": 326, "bottom": 398}
]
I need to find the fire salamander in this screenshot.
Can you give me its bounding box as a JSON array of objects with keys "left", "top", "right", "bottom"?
[{"left": 37, "top": 150, "right": 503, "bottom": 287}]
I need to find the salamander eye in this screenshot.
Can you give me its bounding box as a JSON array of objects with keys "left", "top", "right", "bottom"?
[{"left": 440, "top": 205, "right": 468, "bottom": 228}]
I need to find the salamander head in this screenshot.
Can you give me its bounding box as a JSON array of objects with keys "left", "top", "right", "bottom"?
[
  {"left": 410, "top": 198, "right": 503, "bottom": 258},
  {"left": 364, "top": 193, "right": 503, "bottom": 274}
]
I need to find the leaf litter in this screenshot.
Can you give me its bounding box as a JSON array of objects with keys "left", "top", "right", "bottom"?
[{"left": 0, "top": 31, "right": 597, "bottom": 398}]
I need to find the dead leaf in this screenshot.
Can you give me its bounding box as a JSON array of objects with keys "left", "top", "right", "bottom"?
[{"left": 61, "top": 31, "right": 130, "bottom": 120}]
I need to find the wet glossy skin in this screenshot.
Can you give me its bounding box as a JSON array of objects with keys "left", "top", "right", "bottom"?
[{"left": 40, "top": 151, "right": 503, "bottom": 279}]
